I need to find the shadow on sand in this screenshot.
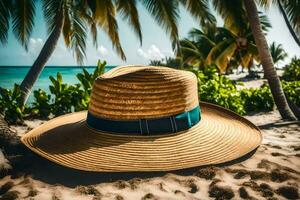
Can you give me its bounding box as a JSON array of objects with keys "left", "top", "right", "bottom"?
[{"left": 10, "top": 148, "right": 257, "bottom": 188}]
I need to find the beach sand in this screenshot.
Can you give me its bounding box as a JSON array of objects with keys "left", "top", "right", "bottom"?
[{"left": 0, "top": 109, "right": 298, "bottom": 200}]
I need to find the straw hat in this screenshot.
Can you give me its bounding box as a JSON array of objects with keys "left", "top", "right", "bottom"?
[{"left": 21, "top": 65, "right": 262, "bottom": 172}]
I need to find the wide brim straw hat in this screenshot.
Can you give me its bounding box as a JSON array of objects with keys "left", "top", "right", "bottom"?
[{"left": 21, "top": 65, "right": 262, "bottom": 172}]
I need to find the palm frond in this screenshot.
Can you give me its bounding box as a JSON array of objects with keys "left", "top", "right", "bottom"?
[
  {"left": 283, "top": 0, "right": 300, "bottom": 34},
  {"left": 12, "top": 0, "right": 35, "bottom": 50},
  {"left": 70, "top": 12, "right": 87, "bottom": 65},
  {"left": 78, "top": 1, "right": 98, "bottom": 48},
  {"left": 212, "top": 0, "right": 247, "bottom": 31},
  {"left": 116, "top": 0, "right": 142, "bottom": 45},
  {"left": 141, "top": 0, "right": 179, "bottom": 50},
  {"left": 258, "top": 11, "right": 272, "bottom": 33},
  {"left": 188, "top": 28, "right": 216, "bottom": 56},
  {"left": 62, "top": 0, "right": 71, "bottom": 47},
  {"left": 42, "top": 0, "right": 63, "bottom": 35},
  {"left": 61, "top": 1, "right": 88, "bottom": 65},
  {"left": 256, "top": 0, "right": 277, "bottom": 8},
  {"left": 269, "top": 41, "right": 288, "bottom": 65},
  {"left": 93, "top": 0, "right": 126, "bottom": 60},
  {"left": 179, "top": 39, "right": 205, "bottom": 65},
  {"left": 206, "top": 39, "right": 237, "bottom": 73},
  {"left": 178, "top": 0, "right": 216, "bottom": 27},
  {"left": 0, "top": 0, "right": 11, "bottom": 44}
]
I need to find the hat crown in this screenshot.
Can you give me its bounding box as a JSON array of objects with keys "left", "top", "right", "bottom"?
[{"left": 88, "top": 65, "right": 199, "bottom": 120}]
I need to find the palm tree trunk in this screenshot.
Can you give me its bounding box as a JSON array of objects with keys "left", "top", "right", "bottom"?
[
  {"left": 20, "top": 10, "right": 64, "bottom": 105},
  {"left": 244, "top": 0, "right": 297, "bottom": 120},
  {"left": 277, "top": 0, "right": 300, "bottom": 48}
]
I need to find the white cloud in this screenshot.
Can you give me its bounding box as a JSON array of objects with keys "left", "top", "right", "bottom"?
[
  {"left": 97, "top": 45, "right": 108, "bottom": 57},
  {"left": 28, "top": 38, "right": 43, "bottom": 54},
  {"left": 137, "top": 45, "right": 166, "bottom": 60}
]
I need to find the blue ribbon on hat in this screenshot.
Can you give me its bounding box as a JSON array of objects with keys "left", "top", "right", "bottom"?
[{"left": 86, "top": 106, "right": 201, "bottom": 135}]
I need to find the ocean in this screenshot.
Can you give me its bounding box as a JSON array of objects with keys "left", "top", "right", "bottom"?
[{"left": 0, "top": 66, "right": 116, "bottom": 102}]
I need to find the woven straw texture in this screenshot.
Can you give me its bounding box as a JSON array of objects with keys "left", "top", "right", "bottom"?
[
  {"left": 88, "top": 65, "right": 199, "bottom": 120},
  {"left": 21, "top": 102, "right": 262, "bottom": 172}
]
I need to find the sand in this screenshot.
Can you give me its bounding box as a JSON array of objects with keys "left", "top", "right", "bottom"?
[{"left": 0, "top": 109, "right": 298, "bottom": 200}]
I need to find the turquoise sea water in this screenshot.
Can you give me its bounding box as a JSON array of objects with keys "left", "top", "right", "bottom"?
[{"left": 0, "top": 66, "right": 115, "bottom": 102}]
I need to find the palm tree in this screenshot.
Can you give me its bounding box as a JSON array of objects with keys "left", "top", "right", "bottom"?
[
  {"left": 269, "top": 42, "right": 288, "bottom": 68},
  {"left": 179, "top": 13, "right": 271, "bottom": 73},
  {"left": 0, "top": 0, "right": 214, "bottom": 105},
  {"left": 243, "top": 0, "right": 297, "bottom": 120}
]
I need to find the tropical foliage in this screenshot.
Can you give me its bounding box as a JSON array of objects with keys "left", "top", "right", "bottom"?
[
  {"left": 179, "top": 13, "right": 271, "bottom": 73},
  {"left": 1, "top": 63, "right": 300, "bottom": 124},
  {"left": 0, "top": 60, "right": 106, "bottom": 124},
  {"left": 192, "top": 66, "right": 245, "bottom": 114},
  {"left": 0, "top": 0, "right": 216, "bottom": 106},
  {"left": 0, "top": 84, "right": 29, "bottom": 124},
  {"left": 149, "top": 57, "right": 184, "bottom": 69},
  {"left": 282, "top": 57, "right": 300, "bottom": 81},
  {"left": 240, "top": 84, "right": 274, "bottom": 113},
  {"left": 269, "top": 42, "right": 288, "bottom": 67}
]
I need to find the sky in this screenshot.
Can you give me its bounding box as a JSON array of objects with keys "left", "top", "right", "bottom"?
[{"left": 0, "top": 2, "right": 299, "bottom": 66}]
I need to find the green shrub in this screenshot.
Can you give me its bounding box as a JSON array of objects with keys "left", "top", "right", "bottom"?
[
  {"left": 0, "top": 84, "right": 29, "bottom": 124},
  {"left": 191, "top": 65, "right": 245, "bottom": 115},
  {"left": 282, "top": 57, "right": 300, "bottom": 81},
  {"left": 76, "top": 59, "right": 106, "bottom": 95},
  {"left": 49, "top": 73, "right": 86, "bottom": 116},
  {"left": 31, "top": 89, "right": 51, "bottom": 118},
  {"left": 282, "top": 81, "right": 300, "bottom": 107},
  {"left": 240, "top": 84, "right": 274, "bottom": 113}
]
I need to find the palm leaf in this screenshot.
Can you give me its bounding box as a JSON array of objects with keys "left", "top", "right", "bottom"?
[
  {"left": 269, "top": 42, "right": 288, "bottom": 65},
  {"left": 212, "top": 0, "right": 247, "bottom": 31},
  {"left": 0, "top": 0, "right": 11, "bottom": 44},
  {"left": 206, "top": 39, "right": 237, "bottom": 73},
  {"left": 214, "top": 42, "right": 237, "bottom": 73},
  {"left": 42, "top": 0, "right": 63, "bottom": 35},
  {"left": 70, "top": 9, "right": 87, "bottom": 65},
  {"left": 283, "top": 0, "right": 300, "bottom": 34},
  {"left": 178, "top": 0, "right": 216, "bottom": 27},
  {"left": 258, "top": 12, "right": 272, "bottom": 33},
  {"left": 93, "top": 0, "right": 126, "bottom": 60},
  {"left": 62, "top": 0, "right": 71, "bottom": 47},
  {"left": 179, "top": 39, "right": 205, "bottom": 66},
  {"left": 239, "top": 51, "right": 252, "bottom": 68},
  {"left": 116, "top": 0, "right": 142, "bottom": 45},
  {"left": 141, "top": 0, "right": 179, "bottom": 50},
  {"left": 12, "top": 0, "right": 35, "bottom": 50},
  {"left": 78, "top": 1, "right": 98, "bottom": 48}
]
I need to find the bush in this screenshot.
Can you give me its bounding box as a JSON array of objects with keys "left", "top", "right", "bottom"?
[
  {"left": 50, "top": 59, "right": 106, "bottom": 116},
  {"left": 49, "top": 73, "right": 88, "bottom": 116},
  {"left": 240, "top": 84, "right": 274, "bottom": 113},
  {"left": 76, "top": 59, "right": 106, "bottom": 95},
  {"left": 282, "top": 80, "right": 300, "bottom": 107},
  {"left": 31, "top": 89, "right": 51, "bottom": 118},
  {"left": 282, "top": 57, "right": 300, "bottom": 81},
  {"left": 191, "top": 65, "right": 245, "bottom": 115},
  {"left": 0, "top": 84, "right": 29, "bottom": 124}
]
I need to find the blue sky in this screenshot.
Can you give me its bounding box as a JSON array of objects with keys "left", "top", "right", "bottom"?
[{"left": 0, "top": 2, "right": 299, "bottom": 66}]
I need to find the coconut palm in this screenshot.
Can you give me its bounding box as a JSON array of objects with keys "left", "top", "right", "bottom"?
[
  {"left": 209, "top": 0, "right": 297, "bottom": 120},
  {"left": 179, "top": 13, "right": 271, "bottom": 73},
  {"left": 0, "top": 0, "right": 214, "bottom": 105},
  {"left": 269, "top": 42, "right": 288, "bottom": 68},
  {"left": 242, "top": 0, "right": 297, "bottom": 120}
]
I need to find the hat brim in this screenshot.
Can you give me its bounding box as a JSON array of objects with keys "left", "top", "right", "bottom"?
[{"left": 21, "top": 102, "right": 262, "bottom": 172}]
